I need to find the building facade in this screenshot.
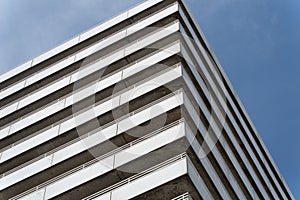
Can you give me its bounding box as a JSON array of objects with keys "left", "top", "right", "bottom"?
[{"left": 0, "top": 0, "right": 294, "bottom": 199}]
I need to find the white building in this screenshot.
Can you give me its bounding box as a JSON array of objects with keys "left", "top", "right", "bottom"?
[{"left": 0, "top": 0, "right": 294, "bottom": 199}]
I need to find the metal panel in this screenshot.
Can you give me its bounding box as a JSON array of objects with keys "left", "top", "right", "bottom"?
[
  {"left": 0, "top": 126, "right": 59, "bottom": 163},
  {"left": 19, "top": 189, "right": 45, "bottom": 200},
  {"left": 122, "top": 41, "right": 181, "bottom": 79},
  {"left": 82, "top": 124, "right": 118, "bottom": 150},
  {"left": 114, "top": 123, "right": 185, "bottom": 168},
  {"left": 117, "top": 91, "right": 184, "bottom": 134},
  {"left": 52, "top": 141, "right": 86, "bottom": 165},
  {"left": 120, "top": 65, "right": 182, "bottom": 105},
  {"left": 0, "top": 156, "right": 52, "bottom": 190},
  {"left": 92, "top": 193, "right": 111, "bottom": 200},
  {"left": 0, "top": 80, "right": 25, "bottom": 100},
  {"left": 111, "top": 158, "right": 187, "bottom": 200},
  {"left": 124, "top": 21, "right": 180, "bottom": 56},
  {"left": 126, "top": 2, "right": 178, "bottom": 35},
  {"left": 76, "top": 30, "right": 127, "bottom": 61},
  {"left": 26, "top": 56, "right": 75, "bottom": 87},
  {"left": 0, "top": 126, "right": 10, "bottom": 140},
  {"left": 18, "top": 77, "right": 70, "bottom": 110},
  {"left": 9, "top": 100, "right": 65, "bottom": 136},
  {"left": 0, "top": 102, "right": 18, "bottom": 118},
  {"left": 44, "top": 156, "right": 114, "bottom": 199}
]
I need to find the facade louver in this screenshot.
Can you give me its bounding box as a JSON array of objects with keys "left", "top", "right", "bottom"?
[{"left": 0, "top": 0, "right": 294, "bottom": 199}]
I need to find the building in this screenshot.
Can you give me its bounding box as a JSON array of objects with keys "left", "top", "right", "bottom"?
[{"left": 0, "top": 0, "right": 294, "bottom": 199}]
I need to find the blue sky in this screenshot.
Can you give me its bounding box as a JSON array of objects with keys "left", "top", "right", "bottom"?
[{"left": 0, "top": 0, "right": 299, "bottom": 198}]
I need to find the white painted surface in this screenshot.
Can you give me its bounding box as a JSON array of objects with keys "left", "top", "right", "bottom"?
[
  {"left": 59, "top": 117, "right": 76, "bottom": 135},
  {"left": 18, "top": 122, "right": 184, "bottom": 199},
  {"left": 18, "top": 77, "right": 70, "bottom": 109},
  {"left": 1, "top": 1, "right": 177, "bottom": 102},
  {"left": 1, "top": 21, "right": 180, "bottom": 123},
  {"left": 76, "top": 30, "right": 127, "bottom": 61},
  {"left": 124, "top": 21, "right": 179, "bottom": 56},
  {"left": 0, "top": 0, "right": 164, "bottom": 87},
  {"left": 0, "top": 126, "right": 59, "bottom": 163},
  {"left": 0, "top": 156, "right": 52, "bottom": 190},
  {"left": 120, "top": 65, "right": 182, "bottom": 105},
  {"left": 52, "top": 141, "right": 86, "bottom": 166},
  {"left": 44, "top": 156, "right": 114, "bottom": 199},
  {"left": 127, "top": 3, "right": 178, "bottom": 35},
  {"left": 0, "top": 126, "right": 10, "bottom": 140},
  {"left": 117, "top": 91, "right": 184, "bottom": 134},
  {"left": 8, "top": 100, "right": 65, "bottom": 136},
  {"left": 114, "top": 123, "right": 185, "bottom": 167},
  {"left": 26, "top": 56, "right": 75, "bottom": 87},
  {"left": 0, "top": 102, "right": 18, "bottom": 118},
  {"left": 110, "top": 158, "right": 187, "bottom": 200},
  {"left": 0, "top": 80, "right": 25, "bottom": 100},
  {"left": 19, "top": 188, "right": 45, "bottom": 200},
  {"left": 92, "top": 193, "right": 111, "bottom": 200},
  {"left": 122, "top": 41, "right": 181, "bottom": 79}
]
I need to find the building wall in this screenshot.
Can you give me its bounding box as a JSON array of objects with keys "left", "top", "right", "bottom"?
[{"left": 0, "top": 0, "right": 294, "bottom": 199}]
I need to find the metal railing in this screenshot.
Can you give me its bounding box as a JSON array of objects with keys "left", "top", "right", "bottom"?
[
  {"left": 0, "top": 60, "right": 182, "bottom": 154},
  {"left": 10, "top": 119, "right": 185, "bottom": 200},
  {"left": 1, "top": 88, "right": 183, "bottom": 179},
  {"left": 171, "top": 193, "right": 193, "bottom": 200},
  {"left": 83, "top": 152, "right": 187, "bottom": 200}
]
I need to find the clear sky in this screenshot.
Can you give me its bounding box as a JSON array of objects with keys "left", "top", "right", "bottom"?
[{"left": 0, "top": 0, "right": 299, "bottom": 198}]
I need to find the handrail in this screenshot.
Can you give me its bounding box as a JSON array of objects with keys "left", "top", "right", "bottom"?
[
  {"left": 0, "top": 1, "right": 178, "bottom": 93},
  {"left": 0, "top": 59, "right": 180, "bottom": 153},
  {"left": 83, "top": 152, "right": 187, "bottom": 200},
  {"left": 171, "top": 193, "right": 193, "bottom": 200},
  {"left": 1, "top": 4, "right": 179, "bottom": 113},
  {"left": 1, "top": 88, "right": 183, "bottom": 179},
  {"left": 9, "top": 119, "right": 185, "bottom": 200}
]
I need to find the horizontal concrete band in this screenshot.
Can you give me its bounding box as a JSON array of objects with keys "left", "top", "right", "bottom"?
[
  {"left": 0, "top": 20, "right": 181, "bottom": 118},
  {"left": 0, "top": 0, "right": 173, "bottom": 85},
  {"left": 10, "top": 122, "right": 188, "bottom": 199},
  {"left": 0, "top": 63, "right": 183, "bottom": 161},
  {"left": 0, "top": 0, "right": 293, "bottom": 199},
  {"left": 3, "top": 73, "right": 276, "bottom": 200},
  {"left": 3, "top": 75, "right": 262, "bottom": 200},
  {"left": 1, "top": 44, "right": 274, "bottom": 199},
  {"left": 0, "top": 43, "right": 181, "bottom": 161},
  {"left": 0, "top": 2, "right": 179, "bottom": 101},
  {"left": 85, "top": 155, "right": 210, "bottom": 200},
  {"left": 0, "top": 40, "right": 182, "bottom": 134},
  {"left": 0, "top": 90, "right": 186, "bottom": 189},
  {"left": 1, "top": 32, "right": 282, "bottom": 200}
]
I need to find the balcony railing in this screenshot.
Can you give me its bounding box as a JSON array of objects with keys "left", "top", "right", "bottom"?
[
  {"left": 10, "top": 119, "right": 185, "bottom": 200},
  {"left": 83, "top": 152, "right": 187, "bottom": 200},
  {"left": 171, "top": 193, "right": 193, "bottom": 200},
  {"left": 1, "top": 88, "right": 184, "bottom": 179}
]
